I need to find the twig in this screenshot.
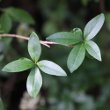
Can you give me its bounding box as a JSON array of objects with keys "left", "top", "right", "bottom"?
[{"left": 0, "top": 34, "right": 58, "bottom": 48}]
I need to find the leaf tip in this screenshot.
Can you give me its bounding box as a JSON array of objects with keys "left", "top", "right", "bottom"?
[
  {"left": 100, "top": 13, "right": 105, "bottom": 20},
  {"left": 100, "top": 13, "right": 105, "bottom": 16},
  {"left": 2, "top": 68, "right": 6, "bottom": 72},
  {"left": 2, "top": 66, "right": 8, "bottom": 72},
  {"left": 67, "top": 63, "right": 74, "bottom": 73},
  {"left": 30, "top": 31, "right": 37, "bottom": 37},
  {"left": 69, "top": 67, "right": 75, "bottom": 73},
  {"left": 98, "top": 56, "right": 102, "bottom": 62},
  {"left": 62, "top": 72, "right": 67, "bottom": 76}
]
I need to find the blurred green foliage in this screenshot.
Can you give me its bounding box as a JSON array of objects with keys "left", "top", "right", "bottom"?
[
  {"left": 0, "top": 0, "right": 110, "bottom": 110},
  {"left": 0, "top": 98, "right": 4, "bottom": 110}
]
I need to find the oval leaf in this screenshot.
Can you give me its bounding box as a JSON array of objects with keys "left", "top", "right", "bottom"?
[
  {"left": 46, "top": 29, "right": 82, "bottom": 46},
  {"left": 37, "top": 60, "right": 67, "bottom": 76},
  {"left": 5, "top": 7, "right": 35, "bottom": 24},
  {"left": 84, "top": 13, "right": 105, "bottom": 40},
  {"left": 26, "top": 67, "right": 42, "bottom": 97},
  {"left": 2, "top": 58, "right": 34, "bottom": 72},
  {"left": 28, "top": 32, "right": 41, "bottom": 62},
  {"left": 0, "top": 13, "right": 12, "bottom": 33},
  {"left": 67, "top": 44, "right": 85, "bottom": 73},
  {"left": 85, "top": 40, "right": 101, "bottom": 61}
]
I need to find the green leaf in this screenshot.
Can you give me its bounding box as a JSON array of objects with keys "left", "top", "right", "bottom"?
[
  {"left": 5, "top": 7, "right": 35, "bottom": 24},
  {"left": 84, "top": 13, "right": 105, "bottom": 40},
  {"left": 85, "top": 40, "right": 101, "bottom": 61},
  {"left": 105, "top": 13, "right": 110, "bottom": 31},
  {"left": 37, "top": 60, "right": 67, "bottom": 76},
  {"left": 28, "top": 32, "right": 41, "bottom": 62},
  {"left": 72, "top": 28, "right": 82, "bottom": 35},
  {"left": 46, "top": 29, "right": 82, "bottom": 46},
  {"left": 2, "top": 58, "right": 34, "bottom": 72},
  {"left": 0, "top": 98, "right": 5, "bottom": 110},
  {"left": 81, "top": 0, "right": 89, "bottom": 6},
  {"left": 0, "top": 13, "right": 12, "bottom": 33},
  {"left": 67, "top": 44, "right": 85, "bottom": 73},
  {"left": 26, "top": 67, "right": 42, "bottom": 97}
]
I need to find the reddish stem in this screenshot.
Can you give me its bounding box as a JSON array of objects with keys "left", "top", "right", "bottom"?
[{"left": 0, "top": 34, "right": 58, "bottom": 47}]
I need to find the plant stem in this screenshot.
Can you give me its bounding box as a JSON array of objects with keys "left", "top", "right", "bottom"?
[{"left": 0, "top": 34, "right": 58, "bottom": 47}]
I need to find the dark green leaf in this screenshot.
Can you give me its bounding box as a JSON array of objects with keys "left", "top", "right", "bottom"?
[
  {"left": 26, "top": 67, "right": 42, "bottom": 97},
  {"left": 2, "top": 58, "right": 34, "bottom": 72},
  {"left": 43, "top": 21, "right": 58, "bottom": 35},
  {"left": 0, "top": 98, "right": 5, "bottom": 110},
  {"left": 105, "top": 13, "right": 110, "bottom": 31},
  {"left": 5, "top": 7, "right": 35, "bottom": 24},
  {"left": 81, "top": 0, "right": 89, "bottom": 6},
  {"left": 37, "top": 60, "right": 67, "bottom": 76},
  {"left": 67, "top": 44, "right": 85, "bottom": 73},
  {"left": 28, "top": 32, "right": 41, "bottom": 62},
  {"left": 46, "top": 29, "right": 82, "bottom": 46},
  {"left": 85, "top": 40, "right": 101, "bottom": 61},
  {"left": 84, "top": 13, "right": 105, "bottom": 40},
  {"left": 0, "top": 13, "right": 12, "bottom": 33}
]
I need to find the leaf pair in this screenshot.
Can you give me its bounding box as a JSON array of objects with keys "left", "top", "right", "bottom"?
[
  {"left": 27, "top": 60, "right": 67, "bottom": 97},
  {"left": 2, "top": 32, "right": 67, "bottom": 97},
  {"left": 83, "top": 13, "right": 105, "bottom": 62},
  {"left": 0, "top": 7, "right": 35, "bottom": 33},
  {"left": 2, "top": 32, "right": 41, "bottom": 73},
  {"left": 47, "top": 13, "right": 105, "bottom": 73}
]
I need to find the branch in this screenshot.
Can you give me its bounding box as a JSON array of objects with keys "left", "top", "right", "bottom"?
[{"left": 0, "top": 34, "right": 58, "bottom": 48}]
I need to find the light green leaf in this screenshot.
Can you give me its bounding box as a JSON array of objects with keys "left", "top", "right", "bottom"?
[
  {"left": 5, "top": 7, "right": 35, "bottom": 24},
  {"left": 28, "top": 32, "right": 41, "bottom": 62},
  {"left": 46, "top": 29, "right": 82, "bottom": 46},
  {"left": 72, "top": 28, "right": 83, "bottom": 40},
  {"left": 2, "top": 58, "right": 34, "bottom": 72},
  {"left": 26, "top": 67, "right": 42, "bottom": 97},
  {"left": 0, "top": 98, "right": 5, "bottom": 110},
  {"left": 85, "top": 40, "right": 101, "bottom": 61},
  {"left": 37, "top": 60, "right": 67, "bottom": 76},
  {"left": 67, "top": 44, "right": 85, "bottom": 73},
  {"left": 0, "top": 13, "right": 12, "bottom": 33},
  {"left": 84, "top": 13, "right": 105, "bottom": 40},
  {"left": 72, "top": 28, "right": 82, "bottom": 35}
]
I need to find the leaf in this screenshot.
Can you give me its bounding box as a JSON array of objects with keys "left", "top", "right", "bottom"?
[
  {"left": 105, "top": 13, "right": 110, "bottom": 31},
  {"left": 43, "top": 20, "right": 58, "bottom": 35},
  {"left": 26, "top": 67, "right": 42, "bottom": 97},
  {"left": 2, "top": 58, "right": 34, "bottom": 72},
  {"left": 0, "top": 13, "right": 12, "bottom": 33},
  {"left": 85, "top": 40, "right": 101, "bottom": 61},
  {"left": 67, "top": 44, "right": 85, "bottom": 73},
  {"left": 81, "top": 0, "right": 89, "bottom": 6},
  {"left": 46, "top": 29, "right": 82, "bottom": 46},
  {"left": 5, "top": 7, "right": 35, "bottom": 24},
  {"left": 84, "top": 13, "right": 105, "bottom": 40},
  {"left": 28, "top": 32, "right": 41, "bottom": 62},
  {"left": 37, "top": 60, "right": 67, "bottom": 76},
  {"left": 72, "top": 28, "right": 83, "bottom": 40},
  {"left": 0, "top": 98, "right": 5, "bottom": 110}
]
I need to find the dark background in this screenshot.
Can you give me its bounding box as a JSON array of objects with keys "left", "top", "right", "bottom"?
[{"left": 0, "top": 0, "right": 110, "bottom": 110}]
